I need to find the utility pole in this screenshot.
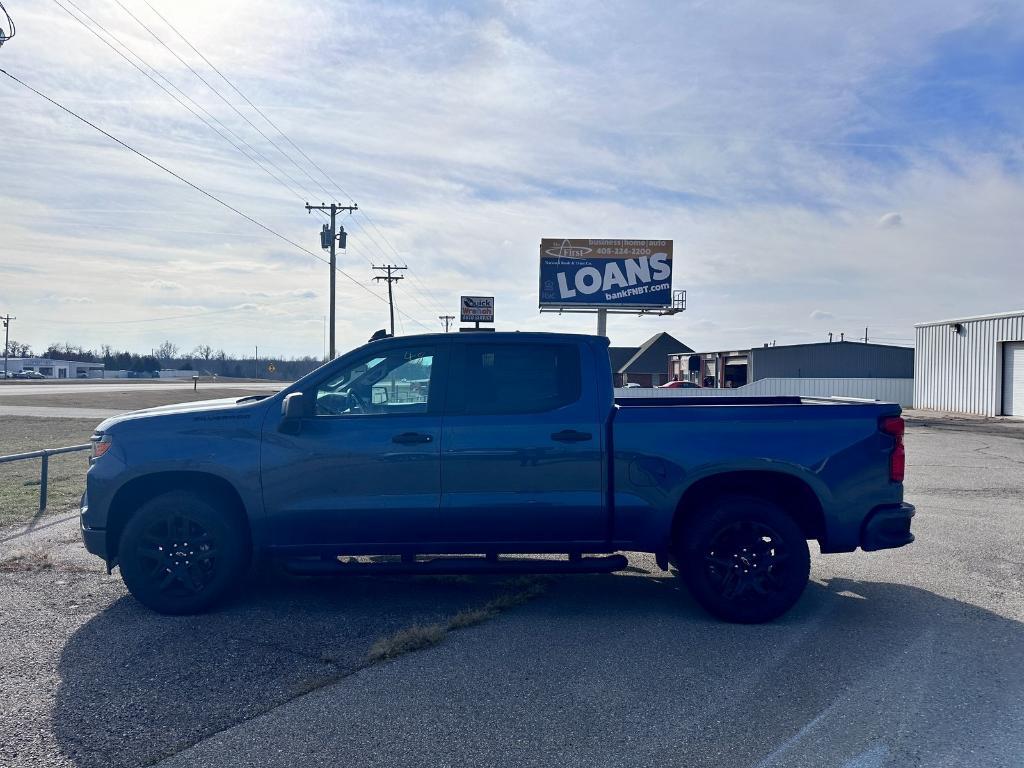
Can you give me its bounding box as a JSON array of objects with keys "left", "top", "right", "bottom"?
[
  {"left": 864, "top": 327, "right": 869, "bottom": 343},
  {"left": 305, "top": 202, "right": 358, "bottom": 359},
  {"left": 2, "top": 314, "right": 14, "bottom": 380},
  {"left": 439, "top": 315, "right": 455, "bottom": 332},
  {"left": 372, "top": 265, "right": 407, "bottom": 336},
  {"left": 254, "top": 345, "right": 258, "bottom": 379}
]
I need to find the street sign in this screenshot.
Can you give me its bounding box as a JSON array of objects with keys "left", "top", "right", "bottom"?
[
  {"left": 267, "top": 363, "right": 276, "bottom": 373},
  {"left": 539, "top": 238, "right": 673, "bottom": 309},
  {"left": 460, "top": 296, "right": 494, "bottom": 323}
]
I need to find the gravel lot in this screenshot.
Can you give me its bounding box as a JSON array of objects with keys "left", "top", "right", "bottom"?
[{"left": 0, "top": 416, "right": 1021, "bottom": 767}]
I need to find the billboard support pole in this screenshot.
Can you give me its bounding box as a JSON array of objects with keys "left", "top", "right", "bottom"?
[{"left": 596, "top": 308, "right": 607, "bottom": 338}]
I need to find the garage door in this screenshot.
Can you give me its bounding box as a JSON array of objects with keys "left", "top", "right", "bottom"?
[{"left": 1004, "top": 342, "right": 1024, "bottom": 417}]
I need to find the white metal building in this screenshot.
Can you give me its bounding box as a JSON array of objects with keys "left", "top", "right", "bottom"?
[
  {"left": 914, "top": 310, "right": 1024, "bottom": 417},
  {"left": 2, "top": 357, "right": 105, "bottom": 379}
]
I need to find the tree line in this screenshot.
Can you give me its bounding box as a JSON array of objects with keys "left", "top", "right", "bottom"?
[{"left": 1, "top": 340, "right": 324, "bottom": 381}]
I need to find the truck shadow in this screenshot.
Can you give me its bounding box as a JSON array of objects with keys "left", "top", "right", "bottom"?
[{"left": 52, "top": 571, "right": 1024, "bottom": 767}]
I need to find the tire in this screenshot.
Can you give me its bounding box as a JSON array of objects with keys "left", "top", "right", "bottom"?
[
  {"left": 677, "top": 495, "right": 810, "bottom": 624},
  {"left": 118, "top": 490, "right": 249, "bottom": 615}
]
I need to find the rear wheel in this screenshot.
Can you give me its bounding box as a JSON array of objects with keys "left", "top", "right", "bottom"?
[
  {"left": 118, "top": 491, "right": 248, "bottom": 615},
  {"left": 678, "top": 495, "right": 810, "bottom": 623}
]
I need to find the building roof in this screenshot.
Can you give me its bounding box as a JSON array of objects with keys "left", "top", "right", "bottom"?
[
  {"left": 608, "top": 346, "right": 637, "bottom": 371},
  {"left": 11, "top": 357, "right": 104, "bottom": 366},
  {"left": 914, "top": 309, "right": 1024, "bottom": 328},
  {"left": 617, "top": 332, "right": 694, "bottom": 374},
  {"left": 753, "top": 340, "right": 913, "bottom": 352}
]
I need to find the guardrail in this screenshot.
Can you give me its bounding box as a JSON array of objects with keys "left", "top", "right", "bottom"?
[{"left": 0, "top": 444, "right": 90, "bottom": 513}]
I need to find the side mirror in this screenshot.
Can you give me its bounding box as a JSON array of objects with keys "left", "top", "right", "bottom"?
[{"left": 280, "top": 392, "right": 305, "bottom": 434}]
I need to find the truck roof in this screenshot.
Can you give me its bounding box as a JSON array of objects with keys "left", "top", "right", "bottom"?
[{"left": 369, "top": 331, "right": 607, "bottom": 345}]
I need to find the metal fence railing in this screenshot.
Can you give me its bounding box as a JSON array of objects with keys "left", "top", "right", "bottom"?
[{"left": 0, "top": 444, "right": 90, "bottom": 513}]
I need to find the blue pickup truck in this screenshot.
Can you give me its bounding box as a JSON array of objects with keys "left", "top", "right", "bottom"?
[{"left": 81, "top": 332, "right": 914, "bottom": 623}]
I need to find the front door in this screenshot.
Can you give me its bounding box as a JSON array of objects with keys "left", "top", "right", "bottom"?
[
  {"left": 261, "top": 342, "right": 446, "bottom": 550},
  {"left": 438, "top": 340, "right": 606, "bottom": 547}
]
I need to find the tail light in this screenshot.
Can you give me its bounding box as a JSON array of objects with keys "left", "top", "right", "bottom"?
[{"left": 880, "top": 416, "right": 905, "bottom": 483}]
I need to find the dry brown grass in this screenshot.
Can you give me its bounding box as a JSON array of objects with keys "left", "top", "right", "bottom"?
[
  {"left": 445, "top": 608, "right": 496, "bottom": 630},
  {"left": 365, "top": 576, "right": 551, "bottom": 663},
  {"left": 367, "top": 623, "right": 447, "bottom": 661},
  {"left": 0, "top": 546, "right": 55, "bottom": 573}
]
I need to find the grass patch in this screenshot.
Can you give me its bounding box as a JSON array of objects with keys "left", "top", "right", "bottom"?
[
  {"left": 445, "top": 607, "right": 496, "bottom": 630},
  {"left": 0, "top": 546, "right": 55, "bottom": 573},
  {"left": 367, "top": 623, "right": 447, "bottom": 661},
  {"left": 0, "top": 416, "right": 97, "bottom": 527},
  {"left": 365, "top": 576, "right": 551, "bottom": 663}
]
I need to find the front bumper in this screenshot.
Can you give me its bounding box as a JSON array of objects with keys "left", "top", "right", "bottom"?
[
  {"left": 861, "top": 502, "right": 915, "bottom": 551},
  {"left": 80, "top": 492, "right": 109, "bottom": 562}
]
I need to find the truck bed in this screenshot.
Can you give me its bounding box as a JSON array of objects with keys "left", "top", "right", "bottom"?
[{"left": 616, "top": 395, "right": 807, "bottom": 407}]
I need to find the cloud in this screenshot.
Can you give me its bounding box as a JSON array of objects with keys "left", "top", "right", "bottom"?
[
  {"left": 0, "top": 1, "right": 1022, "bottom": 355},
  {"left": 143, "top": 279, "right": 184, "bottom": 291},
  {"left": 878, "top": 212, "right": 903, "bottom": 228},
  {"left": 33, "top": 295, "right": 95, "bottom": 305}
]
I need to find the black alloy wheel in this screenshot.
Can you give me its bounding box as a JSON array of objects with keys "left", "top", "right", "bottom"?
[
  {"left": 679, "top": 495, "right": 811, "bottom": 623},
  {"left": 703, "top": 520, "right": 790, "bottom": 602},
  {"left": 134, "top": 513, "right": 220, "bottom": 598},
  {"left": 119, "top": 491, "right": 248, "bottom": 615}
]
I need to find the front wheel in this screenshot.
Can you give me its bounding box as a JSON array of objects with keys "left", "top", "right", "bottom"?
[
  {"left": 678, "top": 495, "right": 810, "bottom": 623},
  {"left": 118, "top": 491, "right": 249, "bottom": 615}
]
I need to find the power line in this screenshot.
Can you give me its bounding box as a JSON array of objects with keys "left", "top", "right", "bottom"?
[
  {"left": 0, "top": 1, "right": 15, "bottom": 47},
  {"left": 125, "top": 0, "right": 446, "bottom": 325},
  {"left": 130, "top": 2, "right": 448, "bottom": 319},
  {"left": 0, "top": 67, "right": 416, "bottom": 322},
  {"left": 138, "top": 0, "right": 339, "bottom": 202},
  {"left": 112, "top": 0, "right": 312, "bottom": 184},
  {"left": 53, "top": 0, "right": 314, "bottom": 206}
]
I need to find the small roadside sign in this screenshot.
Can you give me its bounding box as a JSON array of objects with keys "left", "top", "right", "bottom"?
[
  {"left": 267, "top": 363, "right": 276, "bottom": 373},
  {"left": 460, "top": 296, "right": 494, "bottom": 323}
]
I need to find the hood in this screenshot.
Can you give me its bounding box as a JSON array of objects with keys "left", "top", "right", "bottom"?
[{"left": 95, "top": 396, "right": 270, "bottom": 432}]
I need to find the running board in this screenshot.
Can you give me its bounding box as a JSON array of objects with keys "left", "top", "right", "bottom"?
[{"left": 283, "top": 554, "right": 629, "bottom": 576}]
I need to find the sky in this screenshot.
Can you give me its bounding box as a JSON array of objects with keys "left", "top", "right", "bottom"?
[{"left": 1, "top": 0, "right": 1023, "bottom": 358}]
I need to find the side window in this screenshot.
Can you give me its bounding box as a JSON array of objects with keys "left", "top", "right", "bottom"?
[
  {"left": 315, "top": 347, "right": 435, "bottom": 416},
  {"left": 452, "top": 343, "right": 581, "bottom": 415}
]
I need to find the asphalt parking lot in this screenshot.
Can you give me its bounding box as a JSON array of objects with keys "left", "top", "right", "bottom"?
[{"left": 1, "top": 416, "right": 1022, "bottom": 767}]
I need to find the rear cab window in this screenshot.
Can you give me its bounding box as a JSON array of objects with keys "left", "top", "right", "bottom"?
[{"left": 447, "top": 342, "right": 581, "bottom": 415}]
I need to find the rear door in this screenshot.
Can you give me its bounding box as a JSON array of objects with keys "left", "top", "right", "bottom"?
[
  {"left": 437, "top": 340, "right": 606, "bottom": 546},
  {"left": 1004, "top": 342, "right": 1024, "bottom": 417}
]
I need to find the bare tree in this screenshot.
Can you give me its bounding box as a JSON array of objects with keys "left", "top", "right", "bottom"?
[
  {"left": 156, "top": 340, "right": 179, "bottom": 362},
  {"left": 192, "top": 344, "right": 214, "bottom": 361}
]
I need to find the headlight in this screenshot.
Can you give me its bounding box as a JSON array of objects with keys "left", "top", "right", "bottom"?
[{"left": 91, "top": 434, "right": 112, "bottom": 460}]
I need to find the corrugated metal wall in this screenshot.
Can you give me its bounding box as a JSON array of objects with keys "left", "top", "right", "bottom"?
[
  {"left": 616, "top": 377, "right": 914, "bottom": 407},
  {"left": 749, "top": 343, "right": 914, "bottom": 381},
  {"left": 914, "top": 313, "right": 1024, "bottom": 416}
]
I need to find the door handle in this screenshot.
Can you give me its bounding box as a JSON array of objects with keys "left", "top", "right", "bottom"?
[
  {"left": 392, "top": 432, "right": 433, "bottom": 445},
  {"left": 551, "top": 429, "right": 592, "bottom": 443}
]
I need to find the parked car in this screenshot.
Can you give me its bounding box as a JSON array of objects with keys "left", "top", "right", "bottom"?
[
  {"left": 81, "top": 332, "right": 913, "bottom": 622},
  {"left": 14, "top": 370, "right": 45, "bottom": 379},
  {"left": 659, "top": 380, "right": 700, "bottom": 388},
  {"left": 77, "top": 372, "right": 89, "bottom": 379},
  {"left": 623, "top": 382, "right": 642, "bottom": 388}
]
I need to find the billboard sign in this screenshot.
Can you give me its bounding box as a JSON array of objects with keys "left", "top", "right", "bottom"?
[
  {"left": 460, "top": 295, "right": 494, "bottom": 323},
  {"left": 539, "top": 238, "right": 673, "bottom": 308}
]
